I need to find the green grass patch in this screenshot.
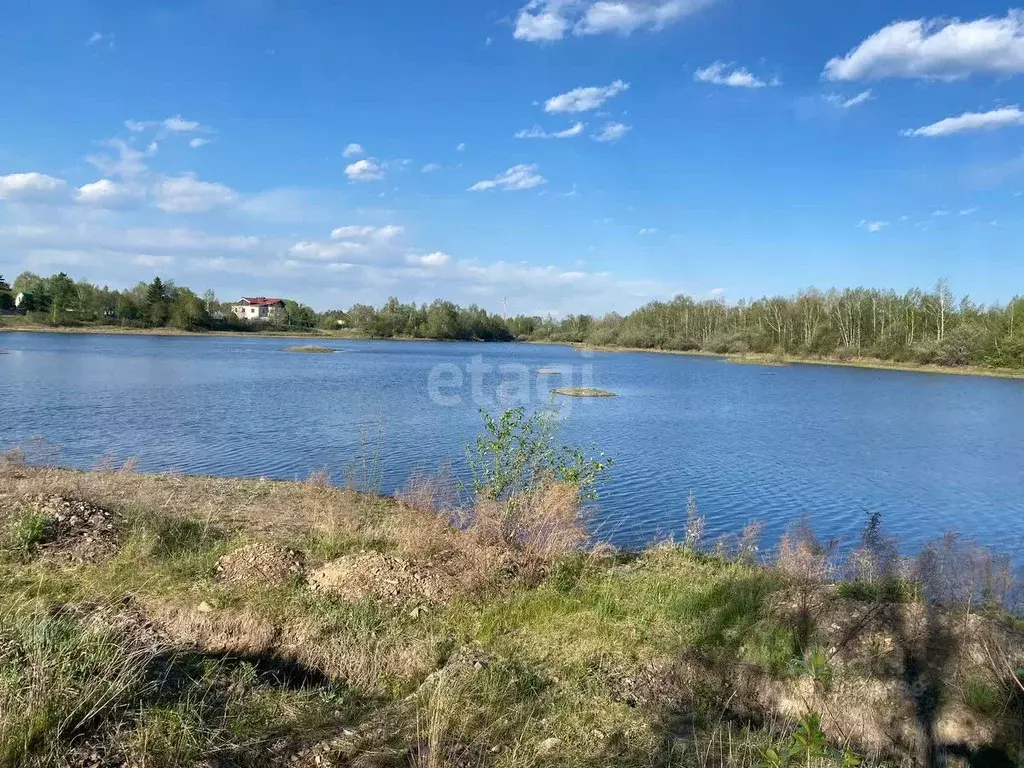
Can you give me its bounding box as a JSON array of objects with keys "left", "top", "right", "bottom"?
[
  {"left": 2, "top": 511, "right": 52, "bottom": 562},
  {"left": 464, "top": 548, "right": 792, "bottom": 674}
]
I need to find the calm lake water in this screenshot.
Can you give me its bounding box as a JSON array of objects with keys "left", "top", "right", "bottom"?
[{"left": 2, "top": 332, "right": 1023, "bottom": 558}]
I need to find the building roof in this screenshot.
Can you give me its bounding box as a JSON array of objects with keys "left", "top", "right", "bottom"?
[{"left": 236, "top": 297, "right": 285, "bottom": 306}]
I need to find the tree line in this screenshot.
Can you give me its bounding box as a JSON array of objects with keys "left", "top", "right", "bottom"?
[
  {"left": 0, "top": 272, "right": 317, "bottom": 332},
  {"left": 3, "top": 271, "right": 1023, "bottom": 369},
  {"left": 521, "top": 281, "right": 1024, "bottom": 370}
]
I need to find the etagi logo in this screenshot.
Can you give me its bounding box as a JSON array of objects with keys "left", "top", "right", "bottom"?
[{"left": 427, "top": 354, "right": 596, "bottom": 412}]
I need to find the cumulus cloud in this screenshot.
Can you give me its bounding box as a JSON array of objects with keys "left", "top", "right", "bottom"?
[
  {"left": 152, "top": 174, "right": 237, "bottom": 213},
  {"left": 544, "top": 80, "right": 629, "bottom": 113},
  {"left": 694, "top": 61, "right": 781, "bottom": 88},
  {"left": 514, "top": 122, "right": 585, "bottom": 139},
  {"left": 421, "top": 163, "right": 442, "bottom": 173},
  {"left": 343, "top": 143, "right": 365, "bottom": 158},
  {"left": 901, "top": 106, "right": 1024, "bottom": 137},
  {"left": 406, "top": 251, "right": 452, "bottom": 267},
  {"left": 456, "top": 142, "right": 467, "bottom": 151},
  {"left": 345, "top": 158, "right": 385, "bottom": 182},
  {"left": 189, "top": 138, "right": 212, "bottom": 148},
  {"left": 824, "top": 90, "right": 874, "bottom": 108},
  {"left": 859, "top": 220, "right": 889, "bottom": 232},
  {"left": 0, "top": 172, "right": 68, "bottom": 201},
  {"left": 468, "top": 164, "right": 547, "bottom": 192},
  {"left": 638, "top": 227, "right": 658, "bottom": 235},
  {"left": 330, "top": 224, "right": 404, "bottom": 242},
  {"left": 824, "top": 12, "right": 1024, "bottom": 81},
  {"left": 593, "top": 122, "right": 631, "bottom": 142},
  {"left": 76, "top": 179, "right": 139, "bottom": 207},
  {"left": 514, "top": 0, "right": 717, "bottom": 42}
]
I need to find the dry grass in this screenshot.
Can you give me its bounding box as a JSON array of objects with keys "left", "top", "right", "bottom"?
[{"left": 1, "top": 462, "right": 1021, "bottom": 767}]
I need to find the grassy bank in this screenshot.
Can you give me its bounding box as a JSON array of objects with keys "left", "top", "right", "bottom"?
[
  {"left": 529, "top": 341, "right": 1024, "bottom": 381},
  {"left": 0, "top": 455, "right": 1020, "bottom": 767}
]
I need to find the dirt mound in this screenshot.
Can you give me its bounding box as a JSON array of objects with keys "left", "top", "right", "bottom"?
[
  {"left": 21, "top": 495, "right": 121, "bottom": 563},
  {"left": 308, "top": 551, "right": 453, "bottom": 605},
  {"left": 216, "top": 543, "right": 305, "bottom": 587}
]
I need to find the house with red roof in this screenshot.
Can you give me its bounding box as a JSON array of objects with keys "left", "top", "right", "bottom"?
[{"left": 230, "top": 297, "right": 286, "bottom": 322}]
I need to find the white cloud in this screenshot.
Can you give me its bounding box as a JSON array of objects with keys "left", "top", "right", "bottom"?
[
  {"left": 694, "top": 61, "right": 781, "bottom": 88},
  {"left": 514, "top": 0, "right": 717, "bottom": 42},
  {"left": 421, "top": 163, "right": 442, "bottom": 173},
  {"left": 330, "top": 224, "right": 403, "bottom": 242},
  {"left": 343, "top": 143, "right": 365, "bottom": 158},
  {"left": 858, "top": 219, "right": 889, "bottom": 232},
  {"left": 86, "top": 31, "right": 114, "bottom": 48},
  {"left": 133, "top": 254, "right": 173, "bottom": 268},
  {"left": 0, "top": 222, "right": 265, "bottom": 256},
  {"left": 901, "top": 106, "right": 1024, "bottom": 137},
  {"left": 189, "top": 137, "right": 212, "bottom": 148},
  {"left": 164, "top": 115, "right": 202, "bottom": 133},
  {"left": 710, "top": 287, "right": 726, "bottom": 296},
  {"left": 638, "top": 227, "right": 658, "bottom": 235},
  {"left": 152, "top": 174, "right": 237, "bottom": 213},
  {"left": 455, "top": 142, "right": 467, "bottom": 151},
  {"left": 545, "top": 80, "right": 629, "bottom": 113},
  {"left": 406, "top": 251, "right": 452, "bottom": 267},
  {"left": 288, "top": 240, "right": 368, "bottom": 261},
  {"left": 345, "top": 158, "right": 385, "bottom": 182},
  {"left": 824, "top": 90, "right": 874, "bottom": 108},
  {"left": 593, "top": 122, "right": 631, "bottom": 142},
  {"left": 75, "top": 179, "right": 139, "bottom": 207},
  {"left": 824, "top": 11, "right": 1024, "bottom": 81},
  {"left": 960, "top": 207, "right": 977, "bottom": 215},
  {"left": 468, "top": 164, "right": 547, "bottom": 192},
  {"left": 514, "top": 122, "right": 585, "bottom": 139},
  {"left": 87, "top": 138, "right": 156, "bottom": 179},
  {"left": 123, "top": 115, "right": 208, "bottom": 135},
  {"left": 0, "top": 172, "right": 68, "bottom": 201},
  {"left": 932, "top": 209, "right": 950, "bottom": 216}
]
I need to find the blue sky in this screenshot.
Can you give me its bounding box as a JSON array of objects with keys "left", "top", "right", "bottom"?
[{"left": 2, "top": 0, "right": 1024, "bottom": 314}]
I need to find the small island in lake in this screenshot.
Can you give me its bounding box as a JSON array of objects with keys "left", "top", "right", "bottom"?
[
  {"left": 284, "top": 345, "right": 336, "bottom": 354},
  {"left": 552, "top": 387, "right": 616, "bottom": 397},
  {"left": 536, "top": 368, "right": 562, "bottom": 375}
]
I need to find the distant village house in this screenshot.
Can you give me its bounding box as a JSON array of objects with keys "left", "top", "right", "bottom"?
[{"left": 230, "top": 297, "right": 286, "bottom": 322}]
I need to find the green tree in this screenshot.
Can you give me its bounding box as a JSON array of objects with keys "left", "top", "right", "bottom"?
[
  {"left": 115, "top": 293, "right": 138, "bottom": 322},
  {"left": 145, "top": 277, "right": 170, "bottom": 326},
  {"left": 49, "top": 272, "right": 76, "bottom": 324},
  {"left": 0, "top": 274, "right": 12, "bottom": 311},
  {"left": 283, "top": 300, "right": 317, "bottom": 328},
  {"left": 170, "top": 289, "right": 206, "bottom": 330}
]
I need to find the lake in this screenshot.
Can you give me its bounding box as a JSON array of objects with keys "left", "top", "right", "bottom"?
[{"left": 2, "top": 332, "right": 1023, "bottom": 559}]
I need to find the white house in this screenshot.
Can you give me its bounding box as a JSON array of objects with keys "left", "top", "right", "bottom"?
[{"left": 230, "top": 297, "right": 286, "bottom": 322}]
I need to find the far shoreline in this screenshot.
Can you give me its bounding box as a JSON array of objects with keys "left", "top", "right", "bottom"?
[
  {"left": 4, "top": 321, "right": 1024, "bottom": 381},
  {"left": 525, "top": 340, "right": 1024, "bottom": 381}
]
